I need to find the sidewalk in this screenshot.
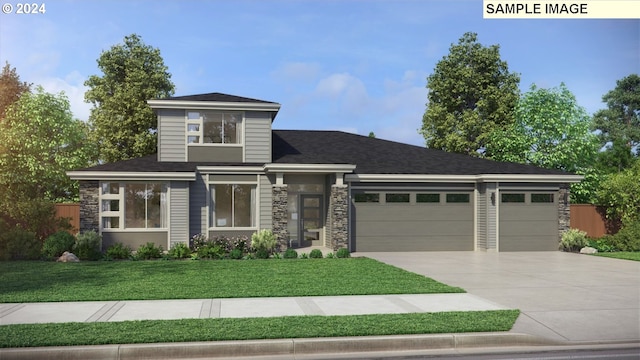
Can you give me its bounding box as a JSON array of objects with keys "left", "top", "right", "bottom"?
[{"left": 0, "top": 293, "right": 507, "bottom": 325}]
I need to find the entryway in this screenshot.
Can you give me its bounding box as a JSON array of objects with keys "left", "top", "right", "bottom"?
[{"left": 300, "top": 195, "right": 323, "bottom": 247}]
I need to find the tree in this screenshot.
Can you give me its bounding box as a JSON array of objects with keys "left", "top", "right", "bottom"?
[
  {"left": 0, "top": 62, "right": 31, "bottom": 119},
  {"left": 592, "top": 74, "right": 640, "bottom": 151},
  {"left": 368, "top": 131, "right": 376, "bottom": 138},
  {"left": 420, "top": 32, "right": 520, "bottom": 156},
  {"left": 85, "top": 34, "right": 175, "bottom": 163},
  {"left": 596, "top": 159, "right": 640, "bottom": 226}
]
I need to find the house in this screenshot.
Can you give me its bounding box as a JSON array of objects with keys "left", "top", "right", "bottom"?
[{"left": 67, "top": 93, "right": 582, "bottom": 253}]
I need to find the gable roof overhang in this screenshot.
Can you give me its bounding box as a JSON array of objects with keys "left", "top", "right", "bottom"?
[
  {"left": 346, "top": 173, "right": 584, "bottom": 183},
  {"left": 67, "top": 171, "right": 196, "bottom": 181},
  {"left": 264, "top": 163, "right": 357, "bottom": 174},
  {"left": 147, "top": 99, "right": 281, "bottom": 112}
]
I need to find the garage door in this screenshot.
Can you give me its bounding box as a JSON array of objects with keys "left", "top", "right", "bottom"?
[
  {"left": 352, "top": 191, "right": 474, "bottom": 252},
  {"left": 499, "top": 192, "right": 558, "bottom": 251}
]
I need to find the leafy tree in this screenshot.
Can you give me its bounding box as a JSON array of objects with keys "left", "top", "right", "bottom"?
[
  {"left": 0, "top": 62, "right": 31, "bottom": 119},
  {"left": 85, "top": 34, "right": 175, "bottom": 163},
  {"left": 420, "top": 32, "right": 520, "bottom": 156},
  {"left": 596, "top": 159, "right": 640, "bottom": 226},
  {"left": 368, "top": 131, "right": 376, "bottom": 138},
  {"left": 595, "top": 139, "right": 636, "bottom": 174},
  {"left": 592, "top": 74, "right": 640, "bottom": 152}
]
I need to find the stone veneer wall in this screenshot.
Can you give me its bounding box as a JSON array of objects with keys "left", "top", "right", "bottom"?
[
  {"left": 79, "top": 180, "right": 99, "bottom": 233},
  {"left": 558, "top": 183, "right": 571, "bottom": 241},
  {"left": 272, "top": 185, "right": 289, "bottom": 251},
  {"left": 329, "top": 185, "right": 349, "bottom": 250}
]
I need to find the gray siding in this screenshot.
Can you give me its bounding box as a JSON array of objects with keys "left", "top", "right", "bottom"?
[
  {"left": 209, "top": 230, "right": 256, "bottom": 239},
  {"left": 170, "top": 181, "right": 189, "bottom": 247},
  {"left": 188, "top": 146, "right": 243, "bottom": 162},
  {"left": 189, "top": 172, "right": 208, "bottom": 237},
  {"left": 487, "top": 183, "right": 498, "bottom": 250},
  {"left": 244, "top": 111, "right": 272, "bottom": 163},
  {"left": 260, "top": 175, "right": 273, "bottom": 230},
  {"left": 476, "top": 184, "right": 487, "bottom": 250},
  {"left": 102, "top": 232, "right": 167, "bottom": 252},
  {"left": 158, "top": 109, "right": 186, "bottom": 162}
]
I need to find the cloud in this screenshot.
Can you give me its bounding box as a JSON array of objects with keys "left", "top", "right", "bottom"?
[
  {"left": 315, "top": 72, "right": 369, "bottom": 114},
  {"left": 271, "top": 62, "right": 321, "bottom": 83},
  {"left": 38, "top": 71, "right": 91, "bottom": 122}
]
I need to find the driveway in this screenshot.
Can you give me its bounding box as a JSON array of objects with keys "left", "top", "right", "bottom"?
[{"left": 357, "top": 251, "right": 640, "bottom": 344}]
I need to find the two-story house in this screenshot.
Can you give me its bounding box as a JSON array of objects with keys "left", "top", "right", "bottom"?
[{"left": 68, "top": 93, "right": 582, "bottom": 253}]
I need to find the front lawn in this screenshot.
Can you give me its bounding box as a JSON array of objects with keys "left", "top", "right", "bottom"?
[
  {"left": 0, "top": 310, "right": 519, "bottom": 348},
  {"left": 0, "top": 258, "right": 464, "bottom": 302},
  {"left": 595, "top": 252, "right": 640, "bottom": 262}
]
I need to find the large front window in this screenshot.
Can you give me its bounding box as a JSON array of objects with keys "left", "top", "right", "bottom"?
[
  {"left": 100, "top": 182, "right": 167, "bottom": 230},
  {"left": 211, "top": 184, "right": 256, "bottom": 227},
  {"left": 187, "top": 111, "right": 242, "bottom": 144}
]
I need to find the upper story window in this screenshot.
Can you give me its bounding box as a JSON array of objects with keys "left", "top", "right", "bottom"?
[{"left": 186, "top": 111, "right": 242, "bottom": 144}]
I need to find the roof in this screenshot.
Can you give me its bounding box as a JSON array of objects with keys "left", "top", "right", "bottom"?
[
  {"left": 161, "top": 92, "right": 277, "bottom": 104},
  {"left": 71, "top": 131, "right": 570, "bottom": 176}
]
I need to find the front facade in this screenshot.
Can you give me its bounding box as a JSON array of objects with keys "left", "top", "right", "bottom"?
[{"left": 68, "top": 93, "right": 581, "bottom": 253}]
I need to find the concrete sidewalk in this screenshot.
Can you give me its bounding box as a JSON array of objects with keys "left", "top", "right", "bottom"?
[{"left": 0, "top": 293, "right": 508, "bottom": 325}]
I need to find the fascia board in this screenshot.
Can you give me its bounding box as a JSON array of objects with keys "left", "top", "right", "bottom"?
[
  {"left": 147, "top": 100, "right": 281, "bottom": 112},
  {"left": 264, "top": 164, "right": 357, "bottom": 173},
  {"left": 67, "top": 171, "right": 196, "bottom": 181},
  {"left": 345, "top": 174, "right": 584, "bottom": 183},
  {"left": 196, "top": 166, "right": 265, "bottom": 173}
]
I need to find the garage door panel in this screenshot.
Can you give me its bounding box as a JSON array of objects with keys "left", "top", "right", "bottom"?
[
  {"left": 499, "top": 236, "right": 559, "bottom": 251},
  {"left": 499, "top": 196, "right": 558, "bottom": 251},
  {"left": 500, "top": 220, "right": 558, "bottom": 236},
  {"left": 500, "top": 208, "right": 556, "bottom": 222},
  {"left": 355, "top": 206, "right": 472, "bottom": 222},
  {"left": 356, "top": 235, "right": 473, "bottom": 252},
  {"left": 356, "top": 221, "right": 473, "bottom": 237}
]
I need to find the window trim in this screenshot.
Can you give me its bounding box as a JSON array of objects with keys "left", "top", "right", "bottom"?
[
  {"left": 531, "top": 193, "right": 555, "bottom": 203},
  {"left": 185, "top": 110, "right": 244, "bottom": 146},
  {"left": 353, "top": 193, "right": 380, "bottom": 203},
  {"left": 445, "top": 193, "right": 471, "bottom": 203},
  {"left": 501, "top": 193, "right": 526, "bottom": 203},
  {"left": 208, "top": 177, "right": 259, "bottom": 230},
  {"left": 99, "top": 182, "right": 169, "bottom": 232},
  {"left": 385, "top": 193, "right": 410, "bottom": 203},
  {"left": 416, "top": 193, "right": 441, "bottom": 204}
]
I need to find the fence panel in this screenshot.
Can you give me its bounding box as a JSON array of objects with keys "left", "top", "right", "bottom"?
[
  {"left": 570, "top": 204, "right": 609, "bottom": 238},
  {"left": 55, "top": 203, "right": 80, "bottom": 233}
]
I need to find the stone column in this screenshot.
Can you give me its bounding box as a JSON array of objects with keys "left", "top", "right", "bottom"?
[
  {"left": 558, "top": 183, "right": 571, "bottom": 242},
  {"left": 79, "top": 180, "right": 99, "bottom": 234},
  {"left": 330, "top": 185, "right": 349, "bottom": 251},
  {"left": 272, "top": 185, "right": 289, "bottom": 251}
]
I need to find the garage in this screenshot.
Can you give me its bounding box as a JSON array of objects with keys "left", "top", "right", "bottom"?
[
  {"left": 499, "top": 192, "right": 559, "bottom": 251},
  {"left": 352, "top": 190, "right": 474, "bottom": 252}
]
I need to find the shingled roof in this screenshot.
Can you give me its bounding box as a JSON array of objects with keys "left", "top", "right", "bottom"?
[{"left": 161, "top": 92, "right": 278, "bottom": 104}]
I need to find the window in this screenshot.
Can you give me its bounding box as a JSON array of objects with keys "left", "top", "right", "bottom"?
[
  {"left": 354, "top": 193, "right": 380, "bottom": 203},
  {"left": 386, "top": 193, "right": 410, "bottom": 203},
  {"left": 446, "top": 193, "right": 470, "bottom": 203},
  {"left": 531, "top": 193, "right": 554, "bottom": 203},
  {"left": 417, "top": 193, "right": 440, "bottom": 203},
  {"left": 100, "top": 182, "right": 167, "bottom": 230},
  {"left": 211, "top": 184, "right": 256, "bottom": 228},
  {"left": 501, "top": 193, "right": 525, "bottom": 203},
  {"left": 187, "top": 111, "right": 241, "bottom": 144}
]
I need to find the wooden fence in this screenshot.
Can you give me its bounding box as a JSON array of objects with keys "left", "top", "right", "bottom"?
[
  {"left": 569, "top": 204, "right": 617, "bottom": 238},
  {"left": 55, "top": 203, "right": 80, "bottom": 233}
]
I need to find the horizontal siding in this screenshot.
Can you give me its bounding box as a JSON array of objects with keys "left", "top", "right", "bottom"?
[
  {"left": 189, "top": 173, "right": 207, "bottom": 237},
  {"left": 158, "top": 109, "right": 185, "bottom": 162},
  {"left": 260, "top": 175, "right": 273, "bottom": 230},
  {"left": 477, "top": 184, "right": 487, "bottom": 250},
  {"left": 244, "top": 112, "right": 272, "bottom": 163},
  {"left": 487, "top": 183, "right": 497, "bottom": 250},
  {"left": 170, "top": 181, "right": 189, "bottom": 247}
]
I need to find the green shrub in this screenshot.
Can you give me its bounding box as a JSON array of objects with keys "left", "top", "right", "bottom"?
[
  {"left": 608, "top": 221, "right": 640, "bottom": 252},
  {"left": 197, "top": 244, "right": 225, "bottom": 260},
  {"left": 251, "top": 230, "right": 277, "bottom": 255},
  {"left": 588, "top": 237, "right": 618, "bottom": 253},
  {"left": 74, "top": 231, "right": 103, "bottom": 260},
  {"left": 168, "top": 242, "right": 191, "bottom": 259},
  {"left": 135, "top": 242, "right": 163, "bottom": 260},
  {"left": 559, "top": 229, "right": 588, "bottom": 252},
  {"left": 189, "top": 233, "right": 208, "bottom": 252},
  {"left": 105, "top": 243, "right": 132, "bottom": 260},
  {"left": 229, "top": 248, "right": 243, "bottom": 260},
  {"left": 336, "top": 248, "right": 351, "bottom": 258},
  {"left": 255, "top": 248, "right": 270, "bottom": 259},
  {"left": 299, "top": 252, "right": 308, "bottom": 259},
  {"left": 309, "top": 249, "right": 323, "bottom": 259},
  {"left": 325, "top": 252, "right": 335, "bottom": 259},
  {"left": 0, "top": 227, "right": 40, "bottom": 260},
  {"left": 42, "top": 231, "right": 76, "bottom": 259},
  {"left": 283, "top": 248, "right": 298, "bottom": 259}
]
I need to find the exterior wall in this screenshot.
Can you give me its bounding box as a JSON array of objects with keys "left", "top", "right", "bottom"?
[
  {"left": 208, "top": 230, "right": 256, "bottom": 239},
  {"left": 244, "top": 111, "right": 272, "bottom": 163},
  {"left": 260, "top": 175, "right": 273, "bottom": 230},
  {"left": 169, "top": 181, "right": 189, "bottom": 248},
  {"left": 486, "top": 182, "right": 498, "bottom": 250},
  {"left": 102, "top": 231, "right": 167, "bottom": 252},
  {"left": 188, "top": 146, "right": 243, "bottom": 162},
  {"left": 157, "top": 109, "right": 186, "bottom": 162},
  {"left": 272, "top": 185, "right": 289, "bottom": 251},
  {"left": 189, "top": 172, "right": 208, "bottom": 237},
  {"left": 79, "top": 180, "right": 99, "bottom": 233},
  {"left": 476, "top": 183, "right": 487, "bottom": 250},
  {"left": 329, "top": 185, "right": 349, "bottom": 250},
  {"left": 558, "top": 183, "right": 570, "bottom": 241}
]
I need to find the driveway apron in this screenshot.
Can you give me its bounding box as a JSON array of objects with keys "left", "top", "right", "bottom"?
[{"left": 358, "top": 251, "right": 640, "bottom": 343}]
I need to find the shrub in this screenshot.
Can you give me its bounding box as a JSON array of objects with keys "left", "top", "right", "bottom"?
[
  {"left": 559, "top": 229, "right": 588, "bottom": 252},
  {"left": 0, "top": 226, "right": 40, "bottom": 260},
  {"left": 283, "top": 248, "right": 298, "bottom": 259},
  {"left": 42, "top": 231, "right": 76, "bottom": 259},
  {"left": 74, "top": 231, "right": 103, "bottom": 260},
  {"left": 299, "top": 252, "right": 308, "bottom": 259},
  {"left": 309, "top": 249, "right": 323, "bottom": 259},
  {"left": 255, "top": 248, "right": 270, "bottom": 259},
  {"left": 168, "top": 242, "right": 191, "bottom": 259},
  {"left": 336, "top": 248, "right": 351, "bottom": 258},
  {"left": 229, "top": 248, "right": 243, "bottom": 260},
  {"left": 197, "top": 244, "right": 225, "bottom": 260},
  {"left": 189, "top": 233, "right": 208, "bottom": 252},
  {"left": 608, "top": 221, "right": 640, "bottom": 252},
  {"left": 325, "top": 252, "right": 335, "bottom": 259},
  {"left": 251, "top": 230, "right": 277, "bottom": 255},
  {"left": 105, "top": 243, "right": 132, "bottom": 260},
  {"left": 588, "top": 237, "right": 618, "bottom": 253},
  {"left": 135, "top": 242, "right": 163, "bottom": 260}
]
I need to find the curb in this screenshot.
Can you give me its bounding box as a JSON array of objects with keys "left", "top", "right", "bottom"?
[{"left": 0, "top": 332, "right": 563, "bottom": 360}]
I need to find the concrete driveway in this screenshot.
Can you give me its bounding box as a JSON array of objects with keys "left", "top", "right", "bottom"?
[{"left": 357, "top": 251, "right": 640, "bottom": 344}]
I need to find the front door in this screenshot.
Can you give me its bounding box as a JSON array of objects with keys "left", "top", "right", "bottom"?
[{"left": 300, "top": 195, "right": 323, "bottom": 247}]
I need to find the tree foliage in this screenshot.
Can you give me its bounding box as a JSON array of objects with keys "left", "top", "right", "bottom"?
[
  {"left": 592, "top": 74, "right": 640, "bottom": 151},
  {"left": 420, "top": 32, "right": 520, "bottom": 156},
  {"left": 596, "top": 159, "right": 640, "bottom": 226},
  {"left": 85, "top": 34, "right": 175, "bottom": 163},
  {"left": 0, "top": 62, "right": 31, "bottom": 119}
]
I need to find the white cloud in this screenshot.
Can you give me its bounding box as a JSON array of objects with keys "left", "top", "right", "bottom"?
[
  {"left": 38, "top": 71, "right": 91, "bottom": 122},
  {"left": 271, "top": 62, "right": 321, "bottom": 82}
]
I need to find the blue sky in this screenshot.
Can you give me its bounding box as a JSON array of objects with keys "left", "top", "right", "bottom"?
[{"left": 1, "top": 0, "right": 638, "bottom": 146}]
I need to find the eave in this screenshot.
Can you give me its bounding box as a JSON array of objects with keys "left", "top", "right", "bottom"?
[
  {"left": 67, "top": 171, "right": 196, "bottom": 181},
  {"left": 345, "top": 174, "right": 584, "bottom": 183}
]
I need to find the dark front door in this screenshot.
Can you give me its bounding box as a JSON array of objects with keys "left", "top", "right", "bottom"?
[{"left": 300, "top": 195, "right": 323, "bottom": 247}]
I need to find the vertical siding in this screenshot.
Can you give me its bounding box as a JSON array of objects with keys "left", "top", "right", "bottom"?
[
  {"left": 244, "top": 111, "right": 272, "bottom": 163},
  {"left": 487, "top": 182, "right": 497, "bottom": 250},
  {"left": 259, "top": 174, "right": 273, "bottom": 230},
  {"left": 170, "top": 181, "right": 189, "bottom": 247},
  {"left": 476, "top": 184, "right": 487, "bottom": 250},
  {"left": 158, "top": 109, "right": 186, "bottom": 162},
  {"left": 189, "top": 172, "right": 208, "bottom": 236}
]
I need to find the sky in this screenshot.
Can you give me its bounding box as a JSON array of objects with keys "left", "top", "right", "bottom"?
[{"left": 0, "top": 0, "right": 638, "bottom": 146}]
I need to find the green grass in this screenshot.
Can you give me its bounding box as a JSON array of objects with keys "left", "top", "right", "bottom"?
[
  {"left": 595, "top": 252, "right": 640, "bottom": 261},
  {"left": 0, "top": 310, "right": 519, "bottom": 348},
  {"left": 0, "top": 258, "right": 463, "bottom": 302}
]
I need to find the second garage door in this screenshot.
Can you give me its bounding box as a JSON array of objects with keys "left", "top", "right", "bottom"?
[
  {"left": 352, "top": 191, "right": 474, "bottom": 252},
  {"left": 499, "top": 192, "right": 559, "bottom": 251}
]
